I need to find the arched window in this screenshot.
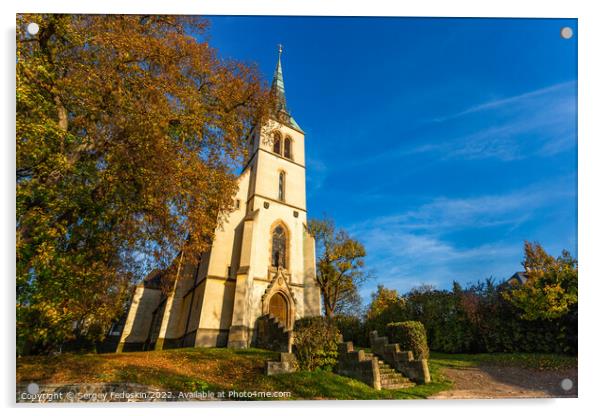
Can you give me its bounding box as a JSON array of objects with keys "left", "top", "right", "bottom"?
[
  {"left": 273, "top": 133, "right": 282, "bottom": 155},
  {"left": 278, "top": 171, "right": 285, "bottom": 201},
  {"left": 284, "top": 137, "right": 292, "bottom": 159},
  {"left": 271, "top": 225, "right": 287, "bottom": 268}
]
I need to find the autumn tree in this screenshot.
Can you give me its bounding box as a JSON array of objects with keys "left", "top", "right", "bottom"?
[
  {"left": 16, "top": 14, "right": 272, "bottom": 353},
  {"left": 504, "top": 241, "right": 578, "bottom": 321},
  {"left": 308, "top": 218, "right": 368, "bottom": 318},
  {"left": 365, "top": 285, "right": 405, "bottom": 322}
]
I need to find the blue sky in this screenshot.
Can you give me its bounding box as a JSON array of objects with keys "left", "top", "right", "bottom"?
[{"left": 204, "top": 16, "right": 577, "bottom": 301}]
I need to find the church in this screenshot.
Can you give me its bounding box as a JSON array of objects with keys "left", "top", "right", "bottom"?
[{"left": 115, "top": 47, "right": 322, "bottom": 352}]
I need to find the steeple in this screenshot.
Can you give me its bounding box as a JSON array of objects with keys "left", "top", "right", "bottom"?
[
  {"left": 270, "top": 44, "right": 303, "bottom": 132},
  {"left": 272, "top": 44, "right": 287, "bottom": 113}
]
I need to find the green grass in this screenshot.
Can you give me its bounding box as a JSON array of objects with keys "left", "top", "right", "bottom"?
[
  {"left": 18, "top": 347, "right": 575, "bottom": 400},
  {"left": 430, "top": 351, "right": 577, "bottom": 371},
  {"left": 17, "top": 347, "right": 451, "bottom": 400},
  {"left": 269, "top": 368, "right": 451, "bottom": 400}
]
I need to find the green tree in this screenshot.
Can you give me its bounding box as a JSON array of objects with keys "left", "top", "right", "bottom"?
[
  {"left": 504, "top": 241, "right": 578, "bottom": 320},
  {"left": 364, "top": 285, "right": 408, "bottom": 337},
  {"left": 16, "top": 14, "right": 271, "bottom": 353},
  {"left": 308, "top": 218, "right": 368, "bottom": 318},
  {"left": 366, "top": 285, "right": 404, "bottom": 321}
]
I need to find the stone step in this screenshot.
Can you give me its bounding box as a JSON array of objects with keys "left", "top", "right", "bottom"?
[
  {"left": 381, "top": 381, "right": 415, "bottom": 390},
  {"left": 381, "top": 377, "right": 411, "bottom": 384},
  {"left": 375, "top": 357, "right": 413, "bottom": 388},
  {"left": 380, "top": 373, "right": 408, "bottom": 382},
  {"left": 382, "top": 378, "right": 411, "bottom": 387},
  {"left": 381, "top": 373, "right": 412, "bottom": 381},
  {"left": 382, "top": 379, "right": 407, "bottom": 388},
  {"left": 382, "top": 369, "right": 406, "bottom": 377},
  {"left": 267, "top": 316, "right": 286, "bottom": 330},
  {"left": 379, "top": 368, "right": 396, "bottom": 375}
]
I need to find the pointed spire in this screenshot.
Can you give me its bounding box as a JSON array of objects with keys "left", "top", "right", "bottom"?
[
  {"left": 272, "top": 44, "right": 287, "bottom": 114},
  {"left": 270, "top": 44, "right": 303, "bottom": 133}
]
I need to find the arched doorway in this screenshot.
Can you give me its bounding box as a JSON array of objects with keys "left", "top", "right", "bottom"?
[{"left": 269, "top": 292, "right": 288, "bottom": 325}]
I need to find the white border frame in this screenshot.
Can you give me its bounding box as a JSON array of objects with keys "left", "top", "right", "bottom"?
[{"left": 3, "top": 1, "right": 600, "bottom": 415}]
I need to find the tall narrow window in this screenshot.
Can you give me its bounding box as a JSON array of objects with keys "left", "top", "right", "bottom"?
[
  {"left": 278, "top": 171, "right": 285, "bottom": 201},
  {"left": 272, "top": 225, "right": 287, "bottom": 268},
  {"left": 273, "top": 133, "right": 281, "bottom": 155},
  {"left": 284, "top": 137, "right": 292, "bottom": 159}
]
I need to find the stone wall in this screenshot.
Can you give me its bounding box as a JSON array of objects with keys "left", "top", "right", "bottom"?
[
  {"left": 336, "top": 341, "right": 381, "bottom": 390},
  {"left": 369, "top": 330, "right": 431, "bottom": 384}
]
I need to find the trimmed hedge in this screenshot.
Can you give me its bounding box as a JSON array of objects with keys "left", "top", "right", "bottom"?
[
  {"left": 293, "top": 316, "right": 341, "bottom": 371},
  {"left": 386, "top": 321, "right": 430, "bottom": 359}
]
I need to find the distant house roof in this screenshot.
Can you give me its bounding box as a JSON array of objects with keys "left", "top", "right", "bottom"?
[{"left": 507, "top": 271, "right": 529, "bottom": 285}]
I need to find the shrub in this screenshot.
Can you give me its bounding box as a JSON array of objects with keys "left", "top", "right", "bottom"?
[
  {"left": 386, "top": 321, "right": 429, "bottom": 359},
  {"left": 293, "top": 316, "right": 341, "bottom": 371}
]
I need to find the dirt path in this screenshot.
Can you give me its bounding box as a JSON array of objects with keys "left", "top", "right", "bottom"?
[{"left": 429, "top": 365, "right": 578, "bottom": 399}]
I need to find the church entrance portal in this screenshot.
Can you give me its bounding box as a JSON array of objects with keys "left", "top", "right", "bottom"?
[{"left": 269, "top": 292, "right": 288, "bottom": 325}]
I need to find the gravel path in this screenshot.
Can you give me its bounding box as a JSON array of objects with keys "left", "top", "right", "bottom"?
[{"left": 429, "top": 365, "right": 578, "bottom": 399}]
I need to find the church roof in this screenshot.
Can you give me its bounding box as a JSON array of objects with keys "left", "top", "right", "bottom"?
[{"left": 270, "top": 45, "right": 304, "bottom": 133}]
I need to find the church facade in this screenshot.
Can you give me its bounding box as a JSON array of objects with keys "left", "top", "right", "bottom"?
[{"left": 116, "top": 48, "right": 322, "bottom": 352}]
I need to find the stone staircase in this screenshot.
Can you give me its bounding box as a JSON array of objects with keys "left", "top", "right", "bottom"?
[
  {"left": 362, "top": 351, "right": 414, "bottom": 389},
  {"left": 337, "top": 342, "right": 415, "bottom": 390},
  {"left": 255, "top": 314, "right": 290, "bottom": 352},
  {"left": 369, "top": 330, "right": 431, "bottom": 384},
  {"left": 266, "top": 314, "right": 286, "bottom": 330},
  {"left": 377, "top": 358, "right": 414, "bottom": 389}
]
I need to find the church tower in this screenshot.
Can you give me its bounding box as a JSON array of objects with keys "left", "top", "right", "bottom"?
[
  {"left": 116, "top": 46, "right": 321, "bottom": 352},
  {"left": 226, "top": 44, "right": 321, "bottom": 347}
]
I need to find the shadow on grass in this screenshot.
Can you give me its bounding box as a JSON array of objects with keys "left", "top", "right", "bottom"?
[
  {"left": 17, "top": 348, "right": 452, "bottom": 400},
  {"left": 268, "top": 368, "right": 451, "bottom": 400},
  {"left": 430, "top": 352, "right": 577, "bottom": 370},
  {"left": 17, "top": 353, "right": 110, "bottom": 384},
  {"left": 113, "top": 365, "right": 220, "bottom": 393}
]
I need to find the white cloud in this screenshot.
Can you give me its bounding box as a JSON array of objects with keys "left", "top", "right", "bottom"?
[
  {"left": 355, "top": 179, "right": 574, "bottom": 232},
  {"left": 342, "top": 80, "right": 577, "bottom": 167},
  {"left": 438, "top": 85, "right": 577, "bottom": 161},
  {"left": 348, "top": 179, "right": 575, "bottom": 297},
  {"left": 431, "top": 80, "right": 576, "bottom": 123}
]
